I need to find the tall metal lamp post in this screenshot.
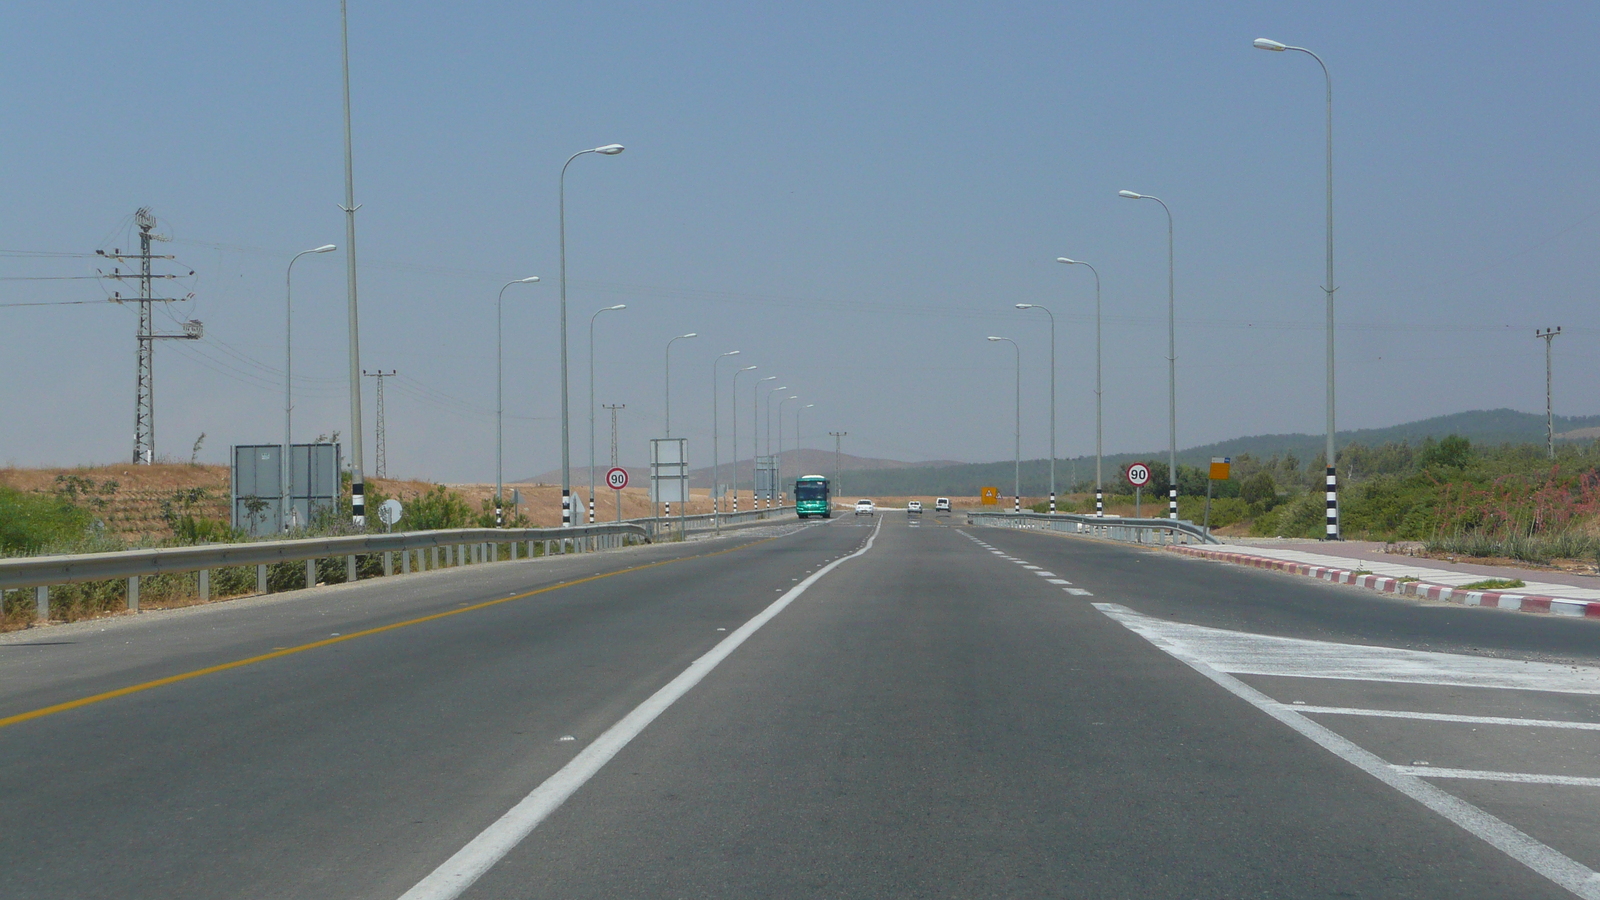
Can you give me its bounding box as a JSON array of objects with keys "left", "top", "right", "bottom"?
[
  {"left": 1057, "top": 257, "right": 1103, "bottom": 516},
  {"left": 765, "top": 385, "right": 788, "bottom": 507},
  {"left": 588, "top": 303, "right": 627, "bottom": 523},
  {"left": 284, "top": 244, "right": 337, "bottom": 532},
  {"left": 1254, "top": 36, "right": 1339, "bottom": 539},
  {"left": 753, "top": 375, "right": 776, "bottom": 505},
  {"left": 1118, "top": 189, "right": 1178, "bottom": 520},
  {"left": 988, "top": 336, "right": 1021, "bottom": 512},
  {"left": 777, "top": 394, "right": 798, "bottom": 504},
  {"left": 496, "top": 276, "right": 541, "bottom": 526},
  {"left": 731, "top": 365, "right": 758, "bottom": 513},
  {"left": 1015, "top": 303, "right": 1056, "bottom": 513},
  {"left": 558, "top": 142, "right": 625, "bottom": 527},
  {"left": 711, "top": 350, "right": 741, "bottom": 529}
]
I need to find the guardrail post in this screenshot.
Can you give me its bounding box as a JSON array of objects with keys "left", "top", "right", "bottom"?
[
  {"left": 127, "top": 576, "right": 139, "bottom": 612},
  {"left": 199, "top": 568, "right": 210, "bottom": 601},
  {"left": 401, "top": 551, "right": 411, "bottom": 574},
  {"left": 306, "top": 558, "right": 317, "bottom": 588},
  {"left": 257, "top": 564, "right": 268, "bottom": 594},
  {"left": 383, "top": 552, "right": 393, "bottom": 576},
  {"left": 36, "top": 585, "right": 47, "bottom": 621},
  {"left": 346, "top": 555, "right": 357, "bottom": 582}
]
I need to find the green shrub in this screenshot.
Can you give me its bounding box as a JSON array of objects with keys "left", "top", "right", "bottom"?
[{"left": 0, "top": 486, "right": 92, "bottom": 552}]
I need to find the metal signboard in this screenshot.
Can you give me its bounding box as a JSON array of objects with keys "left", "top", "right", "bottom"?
[
  {"left": 980, "top": 486, "right": 1000, "bottom": 505},
  {"left": 754, "top": 455, "right": 776, "bottom": 500},
  {"left": 649, "top": 438, "right": 688, "bottom": 504},
  {"left": 1209, "top": 457, "right": 1232, "bottom": 481},
  {"left": 606, "top": 467, "right": 629, "bottom": 490},
  {"left": 1125, "top": 462, "right": 1151, "bottom": 487},
  {"left": 231, "top": 443, "right": 341, "bottom": 536}
]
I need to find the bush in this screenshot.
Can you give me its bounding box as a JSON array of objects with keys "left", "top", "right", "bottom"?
[{"left": 0, "top": 486, "right": 92, "bottom": 552}]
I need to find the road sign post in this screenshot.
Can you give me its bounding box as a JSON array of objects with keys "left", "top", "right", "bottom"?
[
  {"left": 980, "top": 486, "right": 1000, "bottom": 506},
  {"left": 1205, "top": 456, "right": 1231, "bottom": 533},
  {"left": 1124, "top": 462, "right": 1151, "bottom": 518}
]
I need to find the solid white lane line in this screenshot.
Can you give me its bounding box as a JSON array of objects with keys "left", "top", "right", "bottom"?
[
  {"left": 1392, "top": 766, "right": 1600, "bottom": 787},
  {"left": 396, "top": 519, "right": 884, "bottom": 900},
  {"left": 1292, "top": 706, "right": 1600, "bottom": 731},
  {"left": 1097, "top": 602, "right": 1600, "bottom": 900}
]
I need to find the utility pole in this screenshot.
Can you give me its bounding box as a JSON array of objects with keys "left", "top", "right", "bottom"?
[
  {"left": 99, "top": 208, "right": 200, "bottom": 464},
  {"left": 829, "top": 431, "right": 847, "bottom": 501},
  {"left": 1537, "top": 327, "right": 1562, "bottom": 459},
  {"left": 604, "top": 403, "right": 625, "bottom": 522},
  {"left": 363, "top": 370, "right": 396, "bottom": 478}
]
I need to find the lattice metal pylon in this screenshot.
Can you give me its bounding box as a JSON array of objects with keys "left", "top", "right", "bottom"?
[{"left": 363, "top": 369, "right": 396, "bottom": 478}]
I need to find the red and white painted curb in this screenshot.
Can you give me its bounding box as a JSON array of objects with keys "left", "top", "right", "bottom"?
[{"left": 1169, "top": 545, "right": 1600, "bottom": 619}]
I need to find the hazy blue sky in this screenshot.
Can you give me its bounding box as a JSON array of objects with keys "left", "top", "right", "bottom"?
[{"left": 3, "top": 1, "right": 1597, "bottom": 482}]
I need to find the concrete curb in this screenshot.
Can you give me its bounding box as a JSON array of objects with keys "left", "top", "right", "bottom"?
[{"left": 1168, "top": 545, "right": 1600, "bottom": 619}]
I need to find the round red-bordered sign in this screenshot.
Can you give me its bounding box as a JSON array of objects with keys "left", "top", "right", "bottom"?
[
  {"left": 1124, "top": 462, "right": 1151, "bottom": 487},
  {"left": 605, "top": 466, "right": 629, "bottom": 490}
]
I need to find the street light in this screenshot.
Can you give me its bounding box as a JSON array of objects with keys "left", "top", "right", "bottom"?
[
  {"left": 497, "top": 276, "right": 541, "bottom": 527},
  {"left": 284, "top": 244, "right": 337, "bottom": 532},
  {"left": 754, "top": 375, "right": 776, "bottom": 507},
  {"left": 588, "top": 303, "right": 627, "bottom": 523},
  {"left": 766, "top": 385, "right": 789, "bottom": 507},
  {"left": 558, "top": 142, "right": 626, "bottom": 527},
  {"left": 1119, "top": 189, "right": 1179, "bottom": 520},
  {"left": 712, "top": 350, "right": 741, "bottom": 530},
  {"left": 1057, "top": 257, "right": 1103, "bottom": 516},
  {"left": 664, "top": 332, "right": 697, "bottom": 437},
  {"left": 988, "top": 337, "right": 1021, "bottom": 513},
  {"left": 778, "top": 395, "right": 798, "bottom": 504},
  {"left": 1015, "top": 303, "right": 1057, "bottom": 514},
  {"left": 732, "top": 365, "right": 758, "bottom": 513},
  {"left": 1254, "top": 36, "right": 1339, "bottom": 540}
]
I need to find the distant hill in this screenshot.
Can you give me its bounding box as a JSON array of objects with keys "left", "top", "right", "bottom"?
[
  {"left": 835, "top": 408, "right": 1600, "bottom": 496},
  {"left": 516, "top": 448, "right": 960, "bottom": 489}
]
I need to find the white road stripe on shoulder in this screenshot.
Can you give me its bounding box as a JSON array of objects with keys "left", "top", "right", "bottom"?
[
  {"left": 1095, "top": 601, "right": 1600, "bottom": 900},
  {"left": 1065, "top": 588, "right": 1092, "bottom": 596},
  {"left": 1047, "top": 579, "right": 1072, "bottom": 585},
  {"left": 1392, "top": 766, "right": 1600, "bottom": 787},
  {"left": 396, "top": 518, "right": 884, "bottom": 900},
  {"left": 1291, "top": 706, "right": 1600, "bottom": 731}
]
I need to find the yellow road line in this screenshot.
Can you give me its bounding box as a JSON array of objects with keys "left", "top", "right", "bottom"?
[{"left": 0, "top": 535, "right": 775, "bottom": 731}]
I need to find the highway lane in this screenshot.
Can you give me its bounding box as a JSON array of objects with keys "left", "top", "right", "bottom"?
[
  {"left": 0, "top": 518, "right": 864, "bottom": 900},
  {"left": 3, "top": 510, "right": 1596, "bottom": 898}
]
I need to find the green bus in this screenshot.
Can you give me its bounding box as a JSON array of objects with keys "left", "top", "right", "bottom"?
[{"left": 795, "top": 475, "right": 831, "bottom": 518}]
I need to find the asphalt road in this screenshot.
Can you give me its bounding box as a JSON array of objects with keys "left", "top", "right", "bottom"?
[{"left": 3, "top": 511, "right": 1599, "bottom": 898}]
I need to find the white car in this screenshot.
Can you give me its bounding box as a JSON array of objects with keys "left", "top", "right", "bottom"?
[
  {"left": 907, "top": 500, "right": 923, "bottom": 514},
  {"left": 854, "top": 499, "right": 876, "bottom": 516},
  {"left": 935, "top": 497, "right": 951, "bottom": 512}
]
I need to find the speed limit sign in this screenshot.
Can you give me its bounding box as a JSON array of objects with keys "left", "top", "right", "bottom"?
[
  {"left": 605, "top": 467, "right": 629, "bottom": 490},
  {"left": 1124, "top": 462, "right": 1151, "bottom": 488}
]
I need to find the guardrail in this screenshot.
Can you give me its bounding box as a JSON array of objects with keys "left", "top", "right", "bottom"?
[
  {"left": 967, "top": 510, "right": 1221, "bottom": 545},
  {"left": 1, "top": 506, "right": 801, "bottom": 624}
]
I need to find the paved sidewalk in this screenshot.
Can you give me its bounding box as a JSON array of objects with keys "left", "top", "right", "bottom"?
[{"left": 1172, "top": 539, "right": 1600, "bottom": 619}]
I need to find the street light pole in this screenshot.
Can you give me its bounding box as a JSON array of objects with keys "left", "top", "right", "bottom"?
[
  {"left": 988, "top": 337, "right": 1021, "bottom": 512},
  {"left": 754, "top": 375, "right": 776, "bottom": 507},
  {"left": 496, "top": 277, "right": 541, "bottom": 527},
  {"left": 284, "top": 244, "right": 336, "bottom": 532},
  {"left": 796, "top": 404, "right": 815, "bottom": 471},
  {"left": 558, "top": 142, "right": 625, "bottom": 527},
  {"left": 712, "top": 350, "right": 741, "bottom": 531},
  {"left": 664, "top": 332, "right": 697, "bottom": 438},
  {"left": 338, "top": 0, "right": 367, "bottom": 528},
  {"left": 1016, "top": 303, "right": 1056, "bottom": 513},
  {"left": 588, "top": 303, "right": 627, "bottom": 524},
  {"left": 765, "top": 385, "right": 788, "bottom": 508},
  {"left": 1057, "top": 258, "right": 1103, "bottom": 516},
  {"left": 731, "top": 365, "right": 758, "bottom": 514},
  {"left": 1119, "top": 190, "right": 1178, "bottom": 520},
  {"left": 1255, "top": 37, "right": 1338, "bottom": 539},
  {"left": 778, "top": 395, "right": 798, "bottom": 505}
]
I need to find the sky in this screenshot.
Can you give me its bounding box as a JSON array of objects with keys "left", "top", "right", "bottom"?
[{"left": 2, "top": 1, "right": 1598, "bottom": 483}]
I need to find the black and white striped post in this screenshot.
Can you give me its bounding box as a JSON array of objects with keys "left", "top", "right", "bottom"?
[{"left": 1326, "top": 467, "right": 1338, "bottom": 539}]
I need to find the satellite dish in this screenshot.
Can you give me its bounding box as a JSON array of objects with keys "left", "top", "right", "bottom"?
[{"left": 378, "top": 498, "right": 404, "bottom": 528}]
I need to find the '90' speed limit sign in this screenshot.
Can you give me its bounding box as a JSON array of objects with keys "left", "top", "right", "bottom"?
[
  {"left": 606, "top": 467, "right": 629, "bottom": 490},
  {"left": 1124, "top": 462, "right": 1152, "bottom": 487}
]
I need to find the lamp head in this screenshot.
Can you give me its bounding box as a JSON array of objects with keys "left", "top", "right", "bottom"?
[
  {"left": 759, "top": 375, "right": 777, "bottom": 382},
  {"left": 788, "top": 395, "right": 798, "bottom": 400},
  {"left": 803, "top": 404, "right": 815, "bottom": 409},
  {"left": 1015, "top": 304, "right": 1034, "bottom": 309},
  {"left": 594, "top": 144, "right": 625, "bottom": 155},
  {"left": 679, "top": 332, "right": 697, "bottom": 339},
  {"left": 1056, "top": 257, "right": 1076, "bottom": 265},
  {"left": 1118, "top": 190, "right": 1143, "bottom": 200},
  {"left": 775, "top": 386, "right": 788, "bottom": 391},
  {"left": 724, "top": 350, "right": 741, "bottom": 356},
  {"left": 518, "top": 276, "right": 541, "bottom": 283},
  {"left": 312, "top": 244, "right": 337, "bottom": 253},
  {"left": 987, "top": 336, "right": 1005, "bottom": 342},
  {"left": 608, "top": 303, "right": 626, "bottom": 310},
  {"left": 742, "top": 365, "right": 758, "bottom": 371},
  {"left": 1253, "top": 38, "right": 1288, "bottom": 51}
]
